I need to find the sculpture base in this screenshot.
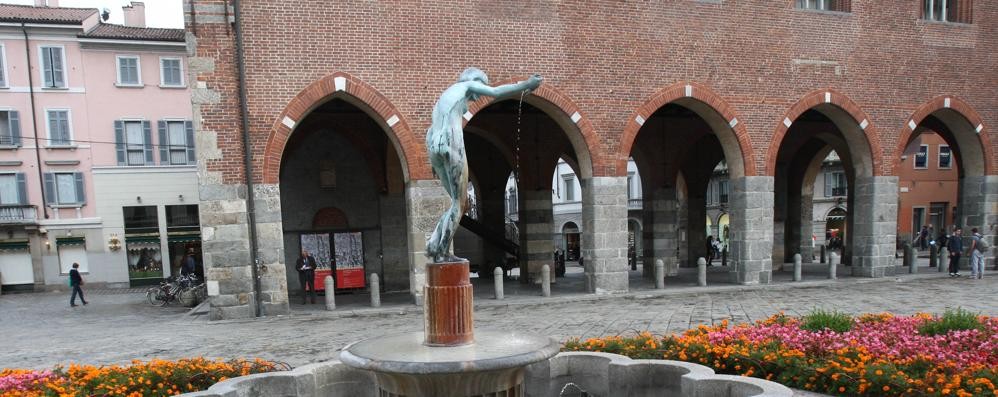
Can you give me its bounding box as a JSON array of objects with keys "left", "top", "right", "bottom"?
[
  {"left": 424, "top": 260, "right": 473, "bottom": 346},
  {"left": 340, "top": 331, "right": 559, "bottom": 397}
]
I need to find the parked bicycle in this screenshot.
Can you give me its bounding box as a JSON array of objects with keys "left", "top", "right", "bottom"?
[{"left": 146, "top": 274, "right": 205, "bottom": 307}]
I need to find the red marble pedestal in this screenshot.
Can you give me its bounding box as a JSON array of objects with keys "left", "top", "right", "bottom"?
[{"left": 423, "top": 260, "right": 474, "bottom": 346}]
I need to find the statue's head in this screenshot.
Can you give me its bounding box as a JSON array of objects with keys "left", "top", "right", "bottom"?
[{"left": 459, "top": 67, "right": 489, "bottom": 100}]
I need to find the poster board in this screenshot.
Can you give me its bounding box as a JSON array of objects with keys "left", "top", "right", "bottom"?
[
  {"left": 333, "top": 232, "right": 365, "bottom": 289},
  {"left": 300, "top": 233, "right": 332, "bottom": 291}
]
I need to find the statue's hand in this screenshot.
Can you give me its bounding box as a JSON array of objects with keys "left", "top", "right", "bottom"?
[{"left": 525, "top": 74, "right": 543, "bottom": 90}]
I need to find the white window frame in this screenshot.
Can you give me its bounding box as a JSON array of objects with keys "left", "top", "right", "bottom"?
[
  {"left": 51, "top": 171, "right": 81, "bottom": 206},
  {"left": 45, "top": 108, "right": 73, "bottom": 147},
  {"left": 797, "top": 0, "right": 830, "bottom": 10},
  {"left": 924, "top": 0, "right": 949, "bottom": 22},
  {"left": 115, "top": 55, "right": 142, "bottom": 87},
  {"left": 0, "top": 43, "right": 8, "bottom": 88},
  {"left": 162, "top": 119, "right": 190, "bottom": 165},
  {"left": 0, "top": 109, "right": 14, "bottom": 145},
  {"left": 563, "top": 174, "right": 576, "bottom": 202},
  {"left": 937, "top": 144, "right": 952, "bottom": 169},
  {"left": 0, "top": 173, "right": 19, "bottom": 205},
  {"left": 159, "top": 56, "right": 185, "bottom": 87},
  {"left": 914, "top": 144, "right": 929, "bottom": 169},
  {"left": 121, "top": 118, "right": 147, "bottom": 166},
  {"left": 38, "top": 44, "right": 67, "bottom": 89}
]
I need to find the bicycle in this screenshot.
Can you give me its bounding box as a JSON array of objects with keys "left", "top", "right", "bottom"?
[{"left": 146, "top": 274, "right": 200, "bottom": 307}]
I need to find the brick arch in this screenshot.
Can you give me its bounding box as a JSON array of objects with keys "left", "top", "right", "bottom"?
[
  {"left": 618, "top": 82, "right": 756, "bottom": 178},
  {"left": 765, "top": 88, "right": 884, "bottom": 177},
  {"left": 891, "top": 95, "right": 992, "bottom": 176},
  {"left": 465, "top": 78, "right": 601, "bottom": 178},
  {"left": 262, "top": 71, "right": 424, "bottom": 184}
]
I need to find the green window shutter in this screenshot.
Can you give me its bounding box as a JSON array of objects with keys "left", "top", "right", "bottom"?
[
  {"left": 142, "top": 121, "right": 153, "bottom": 165},
  {"left": 114, "top": 120, "right": 126, "bottom": 165},
  {"left": 16, "top": 173, "right": 27, "bottom": 204},
  {"left": 158, "top": 120, "right": 168, "bottom": 164},
  {"left": 43, "top": 172, "right": 55, "bottom": 204},
  {"left": 74, "top": 172, "right": 85, "bottom": 204},
  {"left": 185, "top": 120, "right": 196, "bottom": 164},
  {"left": 9, "top": 111, "right": 21, "bottom": 146}
]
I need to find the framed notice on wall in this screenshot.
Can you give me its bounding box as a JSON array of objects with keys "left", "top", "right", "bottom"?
[
  {"left": 300, "top": 233, "right": 333, "bottom": 291},
  {"left": 333, "top": 232, "right": 365, "bottom": 289}
]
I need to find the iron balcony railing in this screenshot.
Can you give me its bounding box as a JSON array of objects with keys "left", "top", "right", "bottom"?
[{"left": 0, "top": 205, "right": 38, "bottom": 223}]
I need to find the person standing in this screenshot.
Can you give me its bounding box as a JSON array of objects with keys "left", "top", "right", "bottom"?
[
  {"left": 69, "top": 263, "right": 88, "bottom": 307},
  {"left": 969, "top": 228, "right": 985, "bottom": 279},
  {"left": 918, "top": 225, "right": 929, "bottom": 251},
  {"left": 180, "top": 249, "right": 197, "bottom": 277},
  {"left": 296, "top": 249, "right": 317, "bottom": 304},
  {"left": 947, "top": 227, "right": 963, "bottom": 277}
]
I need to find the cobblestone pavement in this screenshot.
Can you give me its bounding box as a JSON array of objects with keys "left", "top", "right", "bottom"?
[{"left": 2, "top": 273, "right": 994, "bottom": 372}]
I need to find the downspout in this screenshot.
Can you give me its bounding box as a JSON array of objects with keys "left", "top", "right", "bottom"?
[
  {"left": 22, "top": 23, "right": 48, "bottom": 220},
  {"left": 232, "top": 0, "right": 262, "bottom": 317}
]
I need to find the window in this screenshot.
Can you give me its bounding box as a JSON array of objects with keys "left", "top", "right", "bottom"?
[
  {"left": 563, "top": 174, "right": 576, "bottom": 202},
  {"left": 923, "top": 0, "right": 971, "bottom": 23},
  {"left": 0, "top": 110, "right": 21, "bottom": 146},
  {"left": 938, "top": 145, "right": 951, "bottom": 169},
  {"left": 160, "top": 57, "right": 184, "bottom": 87},
  {"left": 158, "top": 120, "right": 195, "bottom": 165},
  {"left": 825, "top": 171, "right": 847, "bottom": 197},
  {"left": 40, "top": 46, "right": 66, "bottom": 88},
  {"left": 914, "top": 144, "right": 929, "bottom": 169},
  {"left": 46, "top": 109, "right": 71, "bottom": 146},
  {"left": 796, "top": 0, "right": 850, "bottom": 12},
  {"left": 718, "top": 179, "right": 729, "bottom": 203},
  {"left": 116, "top": 55, "right": 141, "bottom": 86},
  {"left": 0, "top": 173, "right": 27, "bottom": 205},
  {"left": 115, "top": 120, "right": 153, "bottom": 165},
  {"left": 627, "top": 172, "right": 635, "bottom": 200},
  {"left": 43, "top": 172, "right": 84, "bottom": 206},
  {"left": 0, "top": 43, "right": 7, "bottom": 88}
]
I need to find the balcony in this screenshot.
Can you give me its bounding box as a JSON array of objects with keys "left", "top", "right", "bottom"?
[
  {"left": 0, "top": 205, "right": 38, "bottom": 224},
  {"left": 628, "top": 198, "right": 643, "bottom": 210},
  {"left": 831, "top": 187, "right": 847, "bottom": 196}
]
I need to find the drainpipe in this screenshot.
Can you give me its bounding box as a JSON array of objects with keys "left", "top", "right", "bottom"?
[
  {"left": 22, "top": 23, "right": 48, "bottom": 220},
  {"left": 232, "top": 0, "right": 262, "bottom": 317}
]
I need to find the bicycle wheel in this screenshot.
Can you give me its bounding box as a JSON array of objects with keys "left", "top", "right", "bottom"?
[{"left": 146, "top": 287, "right": 168, "bottom": 307}]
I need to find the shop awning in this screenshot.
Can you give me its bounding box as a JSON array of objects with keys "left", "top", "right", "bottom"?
[
  {"left": 0, "top": 239, "right": 29, "bottom": 251},
  {"left": 56, "top": 237, "right": 86, "bottom": 246},
  {"left": 826, "top": 215, "right": 847, "bottom": 220},
  {"left": 125, "top": 235, "right": 161, "bottom": 244}
]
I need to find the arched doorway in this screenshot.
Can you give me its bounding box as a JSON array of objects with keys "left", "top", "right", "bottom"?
[
  {"left": 824, "top": 207, "right": 847, "bottom": 253},
  {"left": 562, "top": 222, "right": 581, "bottom": 261}
]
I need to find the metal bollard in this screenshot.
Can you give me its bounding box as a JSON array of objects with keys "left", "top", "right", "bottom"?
[
  {"left": 902, "top": 242, "right": 913, "bottom": 268},
  {"left": 929, "top": 244, "right": 938, "bottom": 268},
  {"left": 541, "top": 264, "right": 551, "bottom": 297},
  {"left": 907, "top": 244, "right": 917, "bottom": 274},
  {"left": 721, "top": 249, "right": 727, "bottom": 267},
  {"left": 324, "top": 275, "right": 336, "bottom": 310},
  {"left": 370, "top": 273, "right": 381, "bottom": 307},
  {"left": 697, "top": 257, "right": 707, "bottom": 287},
  {"left": 793, "top": 253, "right": 802, "bottom": 282},
  {"left": 820, "top": 245, "right": 826, "bottom": 264},
  {"left": 939, "top": 247, "right": 949, "bottom": 273},
  {"left": 654, "top": 259, "right": 665, "bottom": 289},
  {"left": 828, "top": 253, "right": 837, "bottom": 280},
  {"left": 494, "top": 267, "right": 504, "bottom": 300}
]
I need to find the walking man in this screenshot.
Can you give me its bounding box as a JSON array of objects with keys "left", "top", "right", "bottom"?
[
  {"left": 947, "top": 227, "right": 963, "bottom": 277},
  {"left": 969, "top": 227, "right": 985, "bottom": 279},
  {"left": 69, "top": 262, "right": 88, "bottom": 307},
  {"left": 296, "top": 249, "right": 317, "bottom": 304}
]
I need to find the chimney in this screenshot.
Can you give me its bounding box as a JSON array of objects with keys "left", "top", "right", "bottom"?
[
  {"left": 122, "top": 1, "right": 146, "bottom": 28},
  {"left": 34, "top": 0, "right": 59, "bottom": 6}
]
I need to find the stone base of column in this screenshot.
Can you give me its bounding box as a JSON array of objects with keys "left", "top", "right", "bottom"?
[
  {"left": 423, "top": 260, "right": 474, "bottom": 347},
  {"left": 727, "top": 177, "right": 774, "bottom": 285},
  {"left": 851, "top": 176, "right": 899, "bottom": 279}
]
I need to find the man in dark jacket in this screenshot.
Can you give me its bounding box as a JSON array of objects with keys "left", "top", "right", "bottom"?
[
  {"left": 296, "top": 249, "right": 318, "bottom": 304},
  {"left": 180, "top": 249, "right": 197, "bottom": 277},
  {"left": 69, "top": 262, "right": 88, "bottom": 307},
  {"left": 947, "top": 227, "right": 963, "bottom": 277}
]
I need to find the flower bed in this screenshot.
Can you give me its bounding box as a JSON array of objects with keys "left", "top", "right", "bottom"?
[
  {"left": 0, "top": 358, "right": 283, "bottom": 397},
  {"left": 564, "top": 311, "right": 998, "bottom": 396}
]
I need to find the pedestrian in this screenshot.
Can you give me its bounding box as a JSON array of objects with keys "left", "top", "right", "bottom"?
[
  {"left": 296, "top": 249, "right": 317, "bottom": 304},
  {"left": 69, "top": 263, "right": 88, "bottom": 307},
  {"left": 947, "top": 227, "right": 963, "bottom": 277},
  {"left": 705, "top": 236, "right": 715, "bottom": 265},
  {"left": 969, "top": 227, "right": 986, "bottom": 279},
  {"left": 918, "top": 225, "right": 929, "bottom": 251},
  {"left": 180, "top": 249, "right": 197, "bottom": 277}
]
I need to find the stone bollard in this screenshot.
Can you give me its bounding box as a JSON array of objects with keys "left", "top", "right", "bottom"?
[
  {"left": 902, "top": 242, "right": 913, "bottom": 268},
  {"left": 697, "top": 257, "right": 707, "bottom": 287},
  {"left": 493, "top": 267, "right": 504, "bottom": 300},
  {"left": 906, "top": 243, "right": 917, "bottom": 274},
  {"left": 654, "top": 259, "right": 665, "bottom": 289},
  {"left": 370, "top": 273, "right": 381, "bottom": 307},
  {"left": 793, "top": 253, "right": 802, "bottom": 282},
  {"left": 929, "top": 244, "right": 938, "bottom": 268},
  {"left": 830, "top": 252, "right": 840, "bottom": 269},
  {"left": 939, "top": 247, "right": 949, "bottom": 273},
  {"left": 820, "top": 245, "right": 826, "bottom": 264},
  {"left": 541, "top": 264, "right": 551, "bottom": 297},
  {"left": 828, "top": 253, "right": 837, "bottom": 280},
  {"left": 324, "top": 275, "right": 336, "bottom": 310},
  {"left": 721, "top": 249, "right": 727, "bottom": 267}
]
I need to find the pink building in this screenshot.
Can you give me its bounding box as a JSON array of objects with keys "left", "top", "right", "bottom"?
[{"left": 0, "top": 1, "right": 198, "bottom": 291}]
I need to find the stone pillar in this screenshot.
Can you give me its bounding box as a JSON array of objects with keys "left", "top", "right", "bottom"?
[
  {"left": 405, "top": 180, "right": 450, "bottom": 305},
  {"left": 380, "top": 193, "right": 409, "bottom": 291},
  {"left": 727, "top": 177, "right": 774, "bottom": 284},
  {"left": 521, "top": 189, "right": 554, "bottom": 284},
  {"left": 645, "top": 188, "right": 679, "bottom": 277},
  {"left": 960, "top": 175, "right": 997, "bottom": 263},
  {"left": 849, "top": 176, "right": 899, "bottom": 278},
  {"left": 582, "top": 177, "right": 629, "bottom": 294},
  {"left": 201, "top": 183, "right": 290, "bottom": 321},
  {"left": 800, "top": 194, "right": 815, "bottom": 263}
]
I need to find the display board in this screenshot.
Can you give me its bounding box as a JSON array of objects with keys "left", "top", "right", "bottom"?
[
  {"left": 333, "top": 232, "right": 365, "bottom": 289},
  {"left": 300, "top": 233, "right": 332, "bottom": 291}
]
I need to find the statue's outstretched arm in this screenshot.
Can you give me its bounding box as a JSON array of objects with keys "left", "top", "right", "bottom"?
[{"left": 468, "top": 74, "right": 542, "bottom": 99}]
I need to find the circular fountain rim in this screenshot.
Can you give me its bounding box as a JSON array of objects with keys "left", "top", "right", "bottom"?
[{"left": 339, "top": 330, "right": 560, "bottom": 375}]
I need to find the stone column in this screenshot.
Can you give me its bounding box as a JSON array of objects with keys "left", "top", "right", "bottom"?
[
  {"left": 800, "top": 193, "right": 815, "bottom": 263},
  {"left": 582, "top": 176, "right": 629, "bottom": 294},
  {"left": 380, "top": 193, "right": 409, "bottom": 291},
  {"left": 960, "top": 175, "right": 997, "bottom": 263},
  {"left": 521, "top": 189, "right": 554, "bottom": 284},
  {"left": 643, "top": 187, "right": 679, "bottom": 277},
  {"left": 405, "top": 180, "right": 450, "bottom": 305},
  {"left": 850, "top": 176, "right": 899, "bottom": 278},
  {"left": 727, "top": 177, "right": 774, "bottom": 284}
]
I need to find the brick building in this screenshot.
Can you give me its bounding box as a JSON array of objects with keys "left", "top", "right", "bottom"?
[{"left": 185, "top": 0, "right": 997, "bottom": 320}]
